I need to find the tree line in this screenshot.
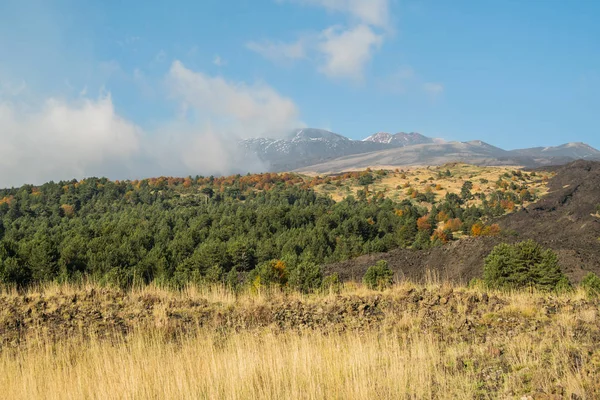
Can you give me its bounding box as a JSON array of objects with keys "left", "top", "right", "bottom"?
[{"left": 0, "top": 173, "right": 508, "bottom": 288}]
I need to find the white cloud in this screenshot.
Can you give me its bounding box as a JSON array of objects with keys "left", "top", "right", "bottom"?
[
  {"left": 246, "top": 38, "right": 308, "bottom": 64},
  {"left": 141, "top": 61, "right": 302, "bottom": 176},
  {"left": 167, "top": 61, "right": 300, "bottom": 139},
  {"left": 423, "top": 82, "right": 444, "bottom": 98},
  {"left": 0, "top": 61, "right": 302, "bottom": 186},
  {"left": 213, "top": 55, "right": 227, "bottom": 66},
  {"left": 317, "top": 24, "right": 382, "bottom": 80},
  {"left": 247, "top": 25, "right": 382, "bottom": 81},
  {"left": 0, "top": 95, "right": 141, "bottom": 187},
  {"left": 254, "top": 0, "right": 390, "bottom": 81},
  {"left": 284, "top": 0, "right": 390, "bottom": 28}
]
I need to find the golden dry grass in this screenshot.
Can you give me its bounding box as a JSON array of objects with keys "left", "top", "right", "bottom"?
[
  {"left": 313, "top": 163, "right": 553, "bottom": 205},
  {"left": 0, "top": 283, "right": 598, "bottom": 399}
]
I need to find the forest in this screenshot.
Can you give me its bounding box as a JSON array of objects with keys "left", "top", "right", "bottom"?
[{"left": 0, "top": 171, "right": 525, "bottom": 288}]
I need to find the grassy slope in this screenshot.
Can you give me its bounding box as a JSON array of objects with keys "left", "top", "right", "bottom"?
[
  {"left": 312, "top": 163, "right": 552, "bottom": 205},
  {"left": 0, "top": 283, "right": 598, "bottom": 399}
]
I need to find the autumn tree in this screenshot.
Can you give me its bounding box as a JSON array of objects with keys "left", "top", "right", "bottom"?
[{"left": 417, "top": 215, "right": 433, "bottom": 233}]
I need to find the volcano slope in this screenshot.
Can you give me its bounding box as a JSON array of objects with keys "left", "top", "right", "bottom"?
[{"left": 325, "top": 160, "right": 600, "bottom": 283}]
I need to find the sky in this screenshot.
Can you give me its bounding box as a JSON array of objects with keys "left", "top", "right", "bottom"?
[{"left": 0, "top": 0, "right": 599, "bottom": 187}]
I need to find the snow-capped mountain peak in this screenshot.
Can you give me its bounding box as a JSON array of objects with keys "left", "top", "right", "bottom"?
[
  {"left": 363, "top": 131, "right": 434, "bottom": 146},
  {"left": 363, "top": 132, "right": 394, "bottom": 144}
]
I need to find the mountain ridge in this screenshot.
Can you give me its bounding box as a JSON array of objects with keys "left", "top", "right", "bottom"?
[{"left": 240, "top": 128, "right": 599, "bottom": 172}]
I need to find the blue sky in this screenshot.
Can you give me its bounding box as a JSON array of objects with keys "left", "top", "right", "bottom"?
[{"left": 0, "top": 0, "right": 599, "bottom": 185}]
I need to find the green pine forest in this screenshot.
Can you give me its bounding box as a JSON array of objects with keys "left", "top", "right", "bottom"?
[{"left": 0, "top": 172, "right": 521, "bottom": 288}]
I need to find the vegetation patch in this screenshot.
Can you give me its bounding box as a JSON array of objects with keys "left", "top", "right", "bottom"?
[
  {"left": 483, "top": 240, "right": 570, "bottom": 291},
  {"left": 0, "top": 166, "right": 545, "bottom": 289},
  {"left": 0, "top": 283, "right": 598, "bottom": 399}
]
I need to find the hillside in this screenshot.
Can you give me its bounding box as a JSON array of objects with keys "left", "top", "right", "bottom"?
[
  {"left": 326, "top": 160, "right": 600, "bottom": 283},
  {"left": 310, "top": 163, "right": 551, "bottom": 204},
  {"left": 1, "top": 161, "right": 597, "bottom": 289}
]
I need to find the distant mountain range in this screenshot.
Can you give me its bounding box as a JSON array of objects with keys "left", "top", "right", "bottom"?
[{"left": 240, "top": 128, "right": 600, "bottom": 173}]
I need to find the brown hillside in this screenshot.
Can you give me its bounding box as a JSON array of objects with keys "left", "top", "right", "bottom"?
[{"left": 325, "top": 160, "right": 600, "bottom": 284}]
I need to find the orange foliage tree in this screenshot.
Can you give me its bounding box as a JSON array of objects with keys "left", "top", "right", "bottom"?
[{"left": 417, "top": 215, "right": 432, "bottom": 232}]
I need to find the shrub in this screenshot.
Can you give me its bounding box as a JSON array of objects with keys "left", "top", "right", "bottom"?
[
  {"left": 471, "top": 223, "right": 501, "bottom": 237},
  {"left": 0, "top": 257, "right": 32, "bottom": 288},
  {"left": 248, "top": 259, "right": 288, "bottom": 289},
  {"left": 363, "top": 260, "right": 393, "bottom": 290},
  {"left": 288, "top": 262, "right": 323, "bottom": 293},
  {"left": 412, "top": 231, "right": 431, "bottom": 250},
  {"left": 581, "top": 272, "right": 600, "bottom": 298},
  {"left": 483, "top": 240, "right": 570, "bottom": 291},
  {"left": 358, "top": 174, "right": 375, "bottom": 186}
]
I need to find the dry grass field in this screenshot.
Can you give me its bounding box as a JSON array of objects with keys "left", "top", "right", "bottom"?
[
  {"left": 1, "top": 282, "right": 598, "bottom": 399},
  {"left": 312, "top": 163, "right": 553, "bottom": 205}
]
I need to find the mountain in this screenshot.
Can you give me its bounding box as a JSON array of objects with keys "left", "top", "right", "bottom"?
[
  {"left": 363, "top": 132, "right": 434, "bottom": 146},
  {"left": 508, "top": 142, "right": 600, "bottom": 159},
  {"left": 295, "top": 140, "right": 600, "bottom": 174},
  {"left": 241, "top": 127, "right": 599, "bottom": 173},
  {"left": 241, "top": 128, "right": 392, "bottom": 171},
  {"left": 294, "top": 140, "right": 516, "bottom": 174}
]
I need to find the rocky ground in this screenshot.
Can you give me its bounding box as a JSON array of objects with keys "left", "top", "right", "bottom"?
[
  {"left": 1, "top": 285, "right": 599, "bottom": 398},
  {"left": 0, "top": 285, "right": 597, "bottom": 347}
]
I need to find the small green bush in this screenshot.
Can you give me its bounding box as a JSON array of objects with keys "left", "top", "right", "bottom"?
[
  {"left": 288, "top": 262, "right": 323, "bottom": 293},
  {"left": 363, "top": 260, "right": 393, "bottom": 290},
  {"left": 358, "top": 174, "right": 375, "bottom": 186},
  {"left": 0, "top": 257, "right": 32, "bottom": 288},
  {"left": 248, "top": 259, "right": 288, "bottom": 289},
  {"left": 581, "top": 272, "right": 600, "bottom": 298},
  {"left": 483, "top": 240, "right": 570, "bottom": 291}
]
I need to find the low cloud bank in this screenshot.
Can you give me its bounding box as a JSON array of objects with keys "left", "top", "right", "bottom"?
[{"left": 0, "top": 61, "right": 302, "bottom": 187}]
